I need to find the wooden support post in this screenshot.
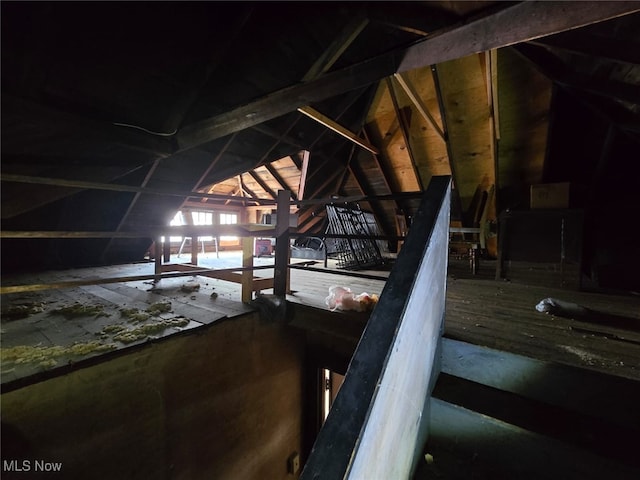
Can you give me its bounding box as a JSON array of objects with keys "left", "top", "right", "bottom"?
[
  {"left": 163, "top": 237, "right": 171, "bottom": 263},
  {"left": 274, "top": 190, "right": 291, "bottom": 296},
  {"left": 241, "top": 236, "right": 254, "bottom": 303},
  {"left": 154, "top": 238, "right": 163, "bottom": 281},
  {"left": 190, "top": 232, "right": 198, "bottom": 266}
]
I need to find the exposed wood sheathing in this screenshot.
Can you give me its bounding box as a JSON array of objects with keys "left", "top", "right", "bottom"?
[{"left": 497, "top": 48, "right": 552, "bottom": 209}]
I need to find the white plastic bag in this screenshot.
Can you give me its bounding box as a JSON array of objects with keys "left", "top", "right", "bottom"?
[
  {"left": 535, "top": 297, "right": 591, "bottom": 318},
  {"left": 325, "top": 285, "right": 379, "bottom": 312}
]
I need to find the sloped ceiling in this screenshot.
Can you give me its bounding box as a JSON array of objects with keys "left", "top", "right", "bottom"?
[{"left": 2, "top": 1, "right": 639, "bottom": 273}]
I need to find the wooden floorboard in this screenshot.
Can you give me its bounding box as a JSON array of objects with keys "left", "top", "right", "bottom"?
[{"left": 2, "top": 252, "right": 640, "bottom": 387}]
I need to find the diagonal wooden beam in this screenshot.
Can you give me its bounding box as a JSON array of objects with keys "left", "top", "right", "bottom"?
[
  {"left": 528, "top": 29, "right": 640, "bottom": 65},
  {"left": 298, "top": 106, "right": 379, "bottom": 154},
  {"left": 176, "top": 1, "right": 639, "bottom": 151},
  {"left": 191, "top": 133, "right": 238, "bottom": 192},
  {"left": 361, "top": 127, "right": 405, "bottom": 217},
  {"left": 248, "top": 170, "right": 277, "bottom": 199},
  {"left": 297, "top": 150, "right": 311, "bottom": 201},
  {"left": 298, "top": 211, "right": 327, "bottom": 234},
  {"left": 308, "top": 86, "right": 372, "bottom": 151},
  {"left": 264, "top": 163, "right": 298, "bottom": 202},
  {"left": 485, "top": 49, "right": 500, "bottom": 206},
  {"left": 514, "top": 43, "right": 640, "bottom": 104},
  {"left": 239, "top": 174, "right": 259, "bottom": 200},
  {"left": 386, "top": 77, "right": 424, "bottom": 191},
  {"left": 431, "top": 64, "right": 464, "bottom": 218},
  {"left": 99, "top": 159, "right": 162, "bottom": 261},
  {"left": 397, "top": 1, "right": 640, "bottom": 72},
  {"left": 302, "top": 15, "right": 370, "bottom": 82},
  {"left": 392, "top": 73, "right": 445, "bottom": 141}
]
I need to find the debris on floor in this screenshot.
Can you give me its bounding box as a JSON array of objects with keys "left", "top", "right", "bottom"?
[
  {"left": 1, "top": 302, "right": 45, "bottom": 320},
  {"left": 50, "top": 303, "right": 110, "bottom": 318},
  {"left": 1, "top": 341, "right": 118, "bottom": 370},
  {"left": 325, "top": 285, "right": 379, "bottom": 313},
  {"left": 535, "top": 297, "right": 591, "bottom": 319},
  {"left": 181, "top": 281, "right": 201, "bottom": 293}
]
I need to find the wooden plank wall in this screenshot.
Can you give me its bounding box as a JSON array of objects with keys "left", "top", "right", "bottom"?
[
  {"left": 1, "top": 312, "right": 306, "bottom": 480},
  {"left": 301, "top": 175, "right": 451, "bottom": 479}
]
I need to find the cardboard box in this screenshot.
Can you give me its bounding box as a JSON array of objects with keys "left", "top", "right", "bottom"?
[{"left": 530, "top": 182, "right": 571, "bottom": 209}]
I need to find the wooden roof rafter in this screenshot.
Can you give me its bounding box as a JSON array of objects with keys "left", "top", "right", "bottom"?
[
  {"left": 188, "top": 132, "right": 238, "bottom": 199},
  {"left": 385, "top": 77, "right": 424, "bottom": 191},
  {"left": 527, "top": 29, "right": 640, "bottom": 65},
  {"left": 344, "top": 145, "right": 394, "bottom": 237},
  {"left": 297, "top": 144, "right": 357, "bottom": 229},
  {"left": 302, "top": 12, "right": 370, "bottom": 82},
  {"left": 238, "top": 174, "right": 259, "bottom": 201},
  {"left": 513, "top": 43, "right": 640, "bottom": 105},
  {"left": 430, "top": 64, "right": 463, "bottom": 218},
  {"left": 307, "top": 86, "right": 372, "bottom": 151},
  {"left": 361, "top": 127, "right": 406, "bottom": 216},
  {"left": 297, "top": 106, "right": 379, "bottom": 154},
  {"left": 175, "top": 1, "right": 639, "bottom": 152},
  {"left": 247, "top": 170, "right": 277, "bottom": 199},
  {"left": 263, "top": 163, "right": 298, "bottom": 202},
  {"left": 99, "top": 158, "right": 162, "bottom": 261},
  {"left": 484, "top": 49, "right": 500, "bottom": 207},
  {"left": 392, "top": 72, "right": 445, "bottom": 141}
]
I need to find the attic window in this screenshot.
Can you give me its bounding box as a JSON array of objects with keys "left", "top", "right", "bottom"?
[{"left": 219, "top": 212, "right": 238, "bottom": 242}]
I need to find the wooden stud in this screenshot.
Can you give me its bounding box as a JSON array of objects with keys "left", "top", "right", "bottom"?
[
  {"left": 241, "top": 236, "right": 254, "bottom": 303},
  {"left": 274, "top": 190, "right": 291, "bottom": 296}
]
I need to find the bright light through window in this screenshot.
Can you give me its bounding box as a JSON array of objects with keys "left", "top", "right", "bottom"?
[
  {"left": 192, "top": 211, "right": 213, "bottom": 241},
  {"left": 162, "top": 211, "right": 186, "bottom": 243},
  {"left": 163, "top": 210, "right": 215, "bottom": 243},
  {"left": 220, "top": 213, "right": 238, "bottom": 241}
]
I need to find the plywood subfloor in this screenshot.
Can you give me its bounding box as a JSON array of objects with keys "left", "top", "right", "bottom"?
[{"left": 2, "top": 252, "right": 639, "bottom": 387}]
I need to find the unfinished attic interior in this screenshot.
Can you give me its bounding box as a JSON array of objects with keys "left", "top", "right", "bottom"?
[{"left": 2, "top": 1, "right": 640, "bottom": 478}]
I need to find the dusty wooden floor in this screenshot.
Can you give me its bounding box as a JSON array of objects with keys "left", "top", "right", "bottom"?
[
  {"left": 2, "top": 251, "right": 639, "bottom": 386},
  {"left": 445, "top": 257, "right": 640, "bottom": 381}
]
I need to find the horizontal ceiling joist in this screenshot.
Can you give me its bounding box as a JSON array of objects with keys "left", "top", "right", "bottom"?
[
  {"left": 176, "top": 1, "right": 639, "bottom": 152},
  {"left": 0, "top": 173, "right": 277, "bottom": 205}
]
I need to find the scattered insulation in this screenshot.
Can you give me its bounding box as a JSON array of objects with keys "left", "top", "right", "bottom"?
[
  {"left": 119, "top": 308, "right": 151, "bottom": 322},
  {"left": 146, "top": 301, "right": 172, "bottom": 315},
  {"left": 1, "top": 341, "right": 117, "bottom": 369},
  {"left": 1, "top": 302, "right": 45, "bottom": 319},
  {"left": 181, "top": 281, "right": 201, "bottom": 293},
  {"left": 101, "top": 324, "right": 127, "bottom": 334},
  {"left": 112, "top": 316, "right": 190, "bottom": 344},
  {"left": 50, "top": 303, "right": 110, "bottom": 318}
]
